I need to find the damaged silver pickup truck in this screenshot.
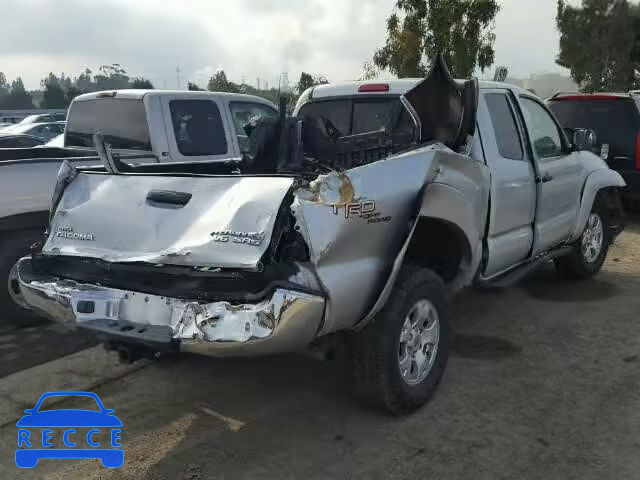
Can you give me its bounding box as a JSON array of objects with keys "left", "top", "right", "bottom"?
[{"left": 10, "top": 56, "right": 625, "bottom": 414}]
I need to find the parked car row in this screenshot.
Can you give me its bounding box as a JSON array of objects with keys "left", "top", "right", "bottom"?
[
  {"left": 0, "top": 112, "right": 67, "bottom": 129},
  {"left": 0, "top": 121, "right": 65, "bottom": 145}
]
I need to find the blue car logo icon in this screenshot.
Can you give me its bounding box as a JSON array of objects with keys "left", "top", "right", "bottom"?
[{"left": 15, "top": 391, "right": 123, "bottom": 468}]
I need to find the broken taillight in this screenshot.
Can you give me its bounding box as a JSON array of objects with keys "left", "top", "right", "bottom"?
[{"left": 358, "top": 83, "right": 390, "bottom": 93}]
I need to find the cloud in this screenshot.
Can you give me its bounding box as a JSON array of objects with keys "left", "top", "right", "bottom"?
[
  {"left": 0, "top": 0, "right": 225, "bottom": 88},
  {"left": 0, "top": 0, "right": 570, "bottom": 90}
]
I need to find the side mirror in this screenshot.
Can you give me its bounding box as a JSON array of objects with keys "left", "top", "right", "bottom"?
[{"left": 572, "top": 128, "right": 597, "bottom": 151}]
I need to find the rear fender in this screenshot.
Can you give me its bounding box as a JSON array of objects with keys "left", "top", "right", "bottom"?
[
  {"left": 569, "top": 169, "right": 625, "bottom": 243},
  {"left": 355, "top": 167, "right": 488, "bottom": 329}
]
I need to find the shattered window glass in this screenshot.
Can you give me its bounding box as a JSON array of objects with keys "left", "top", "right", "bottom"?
[
  {"left": 298, "top": 98, "right": 415, "bottom": 139},
  {"left": 298, "top": 99, "right": 352, "bottom": 136},
  {"left": 229, "top": 102, "right": 279, "bottom": 152}
]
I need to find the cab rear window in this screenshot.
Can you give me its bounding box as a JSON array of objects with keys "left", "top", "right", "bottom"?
[
  {"left": 66, "top": 98, "right": 151, "bottom": 150},
  {"left": 298, "top": 98, "right": 415, "bottom": 138}
]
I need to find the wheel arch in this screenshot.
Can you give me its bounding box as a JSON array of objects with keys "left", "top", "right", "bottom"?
[
  {"left": 357, "top": 183, "right": 482, "bottom": 328},
  {"left": 569, "top": 169, "right": 625, "bottom": 243}
]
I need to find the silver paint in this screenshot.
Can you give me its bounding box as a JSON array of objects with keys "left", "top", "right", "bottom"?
[
  {"left": 398, "top": 299, "right": 440, "bottom": 385},
  {"left": 581, "top": 213, "right": 604, "bottom": 263},
  {"left": 44, "top": 174, "right": 294, "bottom": 270},
  {"left": 293, "top": 145, "right": 462, "bottom": 334}
]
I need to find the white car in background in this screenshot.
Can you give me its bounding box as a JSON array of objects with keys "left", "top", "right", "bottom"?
[{"left": 0, "top": 122, "right": 65, "bottom": 142}]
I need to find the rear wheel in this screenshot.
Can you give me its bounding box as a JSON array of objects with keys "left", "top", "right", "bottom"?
[
  {"left": 555, "top": 205, "right": 611, "bottom": 279},
  {"left": 0, "top": 229, "right": 47, "bottom": 326},
  {"left": 352, "top": 267, "right": 449, "bottom": 415}
]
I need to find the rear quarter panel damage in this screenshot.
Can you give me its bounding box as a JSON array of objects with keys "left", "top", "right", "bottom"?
[{"left": 293, "top": 143, "right": 489, "bottom": 334}]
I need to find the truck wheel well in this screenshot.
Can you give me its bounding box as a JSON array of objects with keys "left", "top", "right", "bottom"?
[
  {"left": 403, "top": 217, "right": 472, "bottom": 285},
  {"left": 594, "top": 187, "right": 624, "bottom": 228}
]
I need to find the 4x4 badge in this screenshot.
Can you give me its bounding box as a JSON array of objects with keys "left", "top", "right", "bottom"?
[{"left": 210, "top": 231, "right": 265, "bottom": 246}]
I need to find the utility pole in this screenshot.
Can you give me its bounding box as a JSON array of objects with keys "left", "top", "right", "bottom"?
[
  {"left": 257, "top": 78, "right": 260, "bottom": 90},
  {"left": 280, "top": 72, "right": 289, "bottom": 93},
  {"left": 176, "top": 66, "right": 181, "bottom": 90}
]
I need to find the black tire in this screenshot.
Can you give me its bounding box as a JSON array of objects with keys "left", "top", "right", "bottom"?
[
  {"left": 352, "top": 267, "right": 449, "bottom": 415},
  {"left": 555, "top": 204, "right": 611, "bottom": 279},
  {"left": 0, "top": 229, "right": 47, "bottom": 326}
]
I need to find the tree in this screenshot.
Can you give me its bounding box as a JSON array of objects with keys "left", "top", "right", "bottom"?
[
  {"left": 360, "top": 61, "right": 380, "bottom": 80},
  {"left": 373, "top": 0, "right": 500, "bottom": 78},
  {"left": 76, "top": 68, "right": 92, "bottom": 92},
  {"left": 188, "top": 82, "right": 204, "bottom": 91},
  {"left": 130, "top": 77, "right": 154, "bottom": 89},
  {"left": 62, "top": 76, "right": 73, "bottom": 91},
  {"left": 41, "top": 83, "right": 67, "bottom": 108},
  {"left": 0, "top": 72, "right": 8, "bottom": 96},
  {"left": 95, "top": 64, "right": 130, "bottom": 90},
  {"left": 207, "top": 70, "right": 239, "bottom": 93},
  {"left": 557, "top": 0, "right": 640, "bottom": 92},
  {"left": 295, "top": 72, "right": 328, "bottom": 95},
  {"left": 0, "top": 77, "right": 34, "bottom": 109},
  {"left": 65, "top": 87, "right": 83, "bottom": 105},
  {"left": 40, "top": 72, "right": 67, "bottom": 108}
]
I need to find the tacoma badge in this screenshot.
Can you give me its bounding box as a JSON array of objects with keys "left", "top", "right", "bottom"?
[{"left": 55, "top": 226, "right": 95, "bottom": 241}]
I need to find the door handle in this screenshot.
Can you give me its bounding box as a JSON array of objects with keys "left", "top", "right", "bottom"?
[
  {"left": 539, "top": 173, "right": 553, "bottom": 183},
  {"left": 146, "top": 190, "right": 192, "bottom": 206}
]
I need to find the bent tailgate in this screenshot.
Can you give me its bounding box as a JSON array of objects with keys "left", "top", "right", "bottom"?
[{"left": 44, "top": 173, "right": 294, "bottom": 270}]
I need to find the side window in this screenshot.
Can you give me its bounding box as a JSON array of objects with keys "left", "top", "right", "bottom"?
[
  {"left": 169, "top": 99, "right": 227, "bottom": 156},
  {"left": 519, "top": 97, "right": 564, "bottom": 158},
  {"left": 229, "top": 102, "right": 278, "bottom": 152},
  {"left": 485, "top": 93, "right": 524, "bottom": 160}
]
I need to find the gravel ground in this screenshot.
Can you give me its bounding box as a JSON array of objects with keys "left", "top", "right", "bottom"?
[
  {"left": 0, "top": 321, "right": 96, "bottom": 379},
  {"left": 1, "top": 221, "right": 639, "bottom": 479}
]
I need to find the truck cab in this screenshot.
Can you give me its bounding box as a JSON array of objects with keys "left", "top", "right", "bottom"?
[
  {"left": 64, "top": 90, "right": 279, "bottom": 162},
  {"left": 294, "top": 78, "right": 625, "bottom": 281}
]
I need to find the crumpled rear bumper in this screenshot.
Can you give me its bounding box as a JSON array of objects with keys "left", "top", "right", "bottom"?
[{"left": 9, "top": 257, "right": 326, "bottom": 357}]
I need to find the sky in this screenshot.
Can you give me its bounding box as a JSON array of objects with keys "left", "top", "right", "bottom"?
[{"left": 0, "top": 0, "right": 570, "bottom": 91}]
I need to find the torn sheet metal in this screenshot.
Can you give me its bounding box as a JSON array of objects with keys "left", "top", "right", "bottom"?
[
  {"left": 402, "top": 52, "right": 478, "bottom": 151},
  {"left": 44, "top": 174, "right": 294, "bottom": 270},
  {"left": 292, "top": 143, "right": 454, "bottom": 333}
]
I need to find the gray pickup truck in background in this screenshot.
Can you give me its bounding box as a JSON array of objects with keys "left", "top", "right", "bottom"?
[
  {"left": 0, "top": 90, "right": 278, "bottom": 323},
  {"left": 10, "top": 56, "right": 626, "bottom": 414}
]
